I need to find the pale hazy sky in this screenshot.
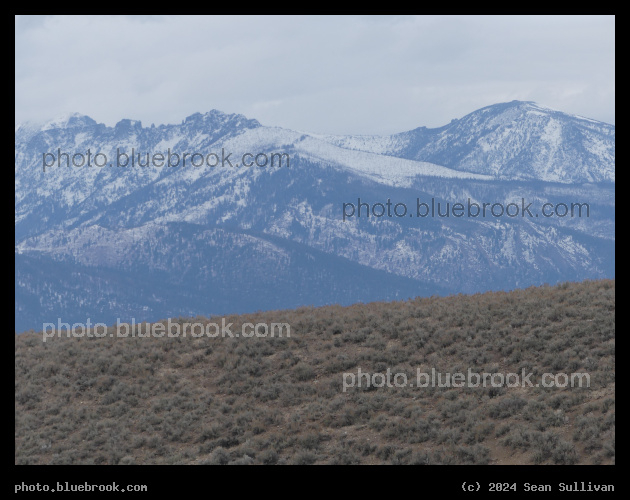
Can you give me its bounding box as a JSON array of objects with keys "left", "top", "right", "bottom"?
[{"left": 15, "top": 15, "right": 615, "bottom": 135}]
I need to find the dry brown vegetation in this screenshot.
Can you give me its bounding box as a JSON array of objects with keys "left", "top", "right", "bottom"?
[{"left": 15, "top": 279, "right": 614, "bottom": 465}]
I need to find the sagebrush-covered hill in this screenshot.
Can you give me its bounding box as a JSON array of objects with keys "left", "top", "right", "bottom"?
[{"left": 15, "top": 279, "right": 614, "bottom": 465}]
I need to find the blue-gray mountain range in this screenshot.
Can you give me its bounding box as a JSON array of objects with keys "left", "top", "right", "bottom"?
[{"left": 15, "top": 100, "right": 614, "bottom": 332}]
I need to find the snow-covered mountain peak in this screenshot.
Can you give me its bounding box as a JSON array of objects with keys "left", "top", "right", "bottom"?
[
  {"left": 41, "top": 112, "right": 97, "bottom": 131},
  {"left": 317, "top": 101, "right": 614, "bottom": 183}
]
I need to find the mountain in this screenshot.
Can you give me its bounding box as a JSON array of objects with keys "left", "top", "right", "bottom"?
[
  {"left": 321, "top": 101, "right": 615, "bottom": 183},
  {"left": 14, "top": 102, "right": 614, "bottom": 332}
]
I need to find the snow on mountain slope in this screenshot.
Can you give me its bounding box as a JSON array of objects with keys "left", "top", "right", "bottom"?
[
  {"left": 14, "top": 110, "right": 492, "bottom": 232},
  {"left": 14, "top": 103, "right": 615, "bottom": 332},
  {"left": 220, "top": 126, "right": 492, "bottom": 186},
  {"left": 316, "top": 101, "right": 615, "bottom": 183}
]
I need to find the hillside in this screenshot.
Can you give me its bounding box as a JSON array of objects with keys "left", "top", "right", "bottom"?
[{"left": 15, "top": 279, "right": 614, "bottom": 465}]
